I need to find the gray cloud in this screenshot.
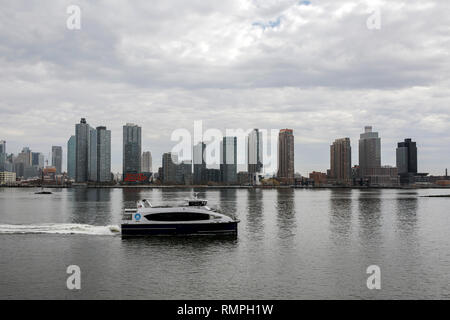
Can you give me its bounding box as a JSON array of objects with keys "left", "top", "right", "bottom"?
[{"left": 0, "top": 0, "right": 449, "bottom": 175}]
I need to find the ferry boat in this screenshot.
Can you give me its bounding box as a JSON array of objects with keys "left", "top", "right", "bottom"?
[{"left": 121, "top": 196, "right": 239, "bottom": 236}]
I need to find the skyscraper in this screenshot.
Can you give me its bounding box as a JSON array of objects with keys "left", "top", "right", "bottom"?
[
  {"left": 330, "top": 138, "right": 352, "bottom": 185},
  {"left": 0, "top": 140, "right": 6, "bottom": 172},
  {"left": 247, "top": 129, "right": 263, "bottom": 185},
  {"left": 220, "top": 136, "right": 237, "bottom": 184},
  {"left": 177, "top": 160, "right": 192, "bottom": 185},
  {"left": 141, "top": 151, "right": 152, "bottom": 173},
  {"left": 162, "top": 152, "right": 178, "bottom": 184},
  {"left": 123, "top": 123, "right": 141, "bottom": 179},
  {"left": 277, "top": 129, "right": 294, "bottom": 184},
  {"left": 67, "top": 135, "right": 76, "bottom": 179},
  {"left": 193, "top": 142, "right": 206, "bottom": 184},
  {"left": 75, "top": 118, "right": 91, "bottom": 182},
  {"left": 89, "top": 127, "right": 97, "bottom": 181},
  {"left": 52, "top": 146, "right": 62, "bottom": 174},
  {"left": 32, "top": 152, "right": 44, "bottom": 169},
  {"left": 14, "top": 147, "right": 32, "bottom": 178},
  {"left": 96, "top": 126, "right": 111, "bottom": 182},
  {"left": 358, "top": 126, "right": 381, "bottom": 178},
  {"left": 396, "top": 138, "right": 417, "bottom": 185}
]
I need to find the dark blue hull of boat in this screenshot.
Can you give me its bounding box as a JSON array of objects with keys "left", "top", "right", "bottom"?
[{"left": 121, "top": 221, "right": 238, "bottom": 236}]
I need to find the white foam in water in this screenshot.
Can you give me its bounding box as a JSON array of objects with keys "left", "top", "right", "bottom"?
[{"left": 0, "top": 223, "right": 121, "bottom": 235}]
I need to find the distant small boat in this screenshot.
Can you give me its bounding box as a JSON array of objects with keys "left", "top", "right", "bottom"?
[
  {"left": 35, "top": 172, "right": 52, "bottom": 194},
  {"left": 35, "top": 190, "right": 52, "bottom": 194}
]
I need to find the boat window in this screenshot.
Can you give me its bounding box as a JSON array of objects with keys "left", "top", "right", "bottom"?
[
  {"left": 122, "top": 213, "right": 132, "bottom": 220},
  {"left": 188, "top": 200, "right": 207, "bottom": 206},
  {"left": 145, "top": 212, "right": 211, "bottom": 221}
]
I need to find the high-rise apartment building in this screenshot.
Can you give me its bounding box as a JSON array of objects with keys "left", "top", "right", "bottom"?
[
  {"left": 32, "top": 152, "right": 44, "bottom": 169},
  {"left": 358, "top": 126, "right": 381, "bottom": 178},
  {"left": 96, "top": 126, "right": 111, "bottom": 182},
  {"left": 177, "top": 160, "right": 192, "bottom": 185},
  {"left": 162, "top": 152, "right": 178, "bottom": 184},
  {"left": 123, "top": 123, "right": 141, "bottom": 179},
  {"left": 75, "top": 119, "right": 111, "bottom": 183},
  {"left": 14, "top": 147, "right": 32, "bottom": 178},
  {"left": 67, "top": 136, "right": 76, "bottom": 179},
  {"left": 247, "top": 129, "right": 263, "bottom": 185},
  {"left": 141, "top": 151, "right": 152, "bottom": 173},
  {"left": 277, "top": 129, "right": 294, "bottom": 184},
  {"left": 75, "top": 118, "right": 91, "bottom": 182},
  {"left": 193, "top": 142, "right": 206, "bottom": 184},
  {"left": 396, "top": 138, "right": 417, "bottom": 185},
  {"left": 330, "top": 138, "right": 352, "bottom": 185},
  {"left": 52, "top": 146, "right": 62, "bottom": 174},
  {"left": 220, "top": 137, "right": 237, "bottom": 184},
  {"left": 0, "top": 140, "right": 6, "bottom": 172},
  {"left": 88, "top": 128, "right": 97, "bottom": 181}
]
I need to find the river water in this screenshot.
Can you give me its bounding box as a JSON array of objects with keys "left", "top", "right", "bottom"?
[{"left": 0, "top": 187, "right": 449, "bottom": 299}]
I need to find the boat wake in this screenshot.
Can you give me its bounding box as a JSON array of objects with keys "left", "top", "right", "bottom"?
[{"left": 0, "top": 223, "right": 121, "bottom": 235}]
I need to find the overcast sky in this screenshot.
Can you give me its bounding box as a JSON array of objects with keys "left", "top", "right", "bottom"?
[{"left": 0, "top": 0, "right": 449, "bottom": 175}]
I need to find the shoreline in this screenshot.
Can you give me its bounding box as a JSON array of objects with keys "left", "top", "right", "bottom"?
[{"left": 1, "top": 185, "right": 450, "bottom": 190}]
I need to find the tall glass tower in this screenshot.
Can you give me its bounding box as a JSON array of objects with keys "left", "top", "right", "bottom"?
[
  {"left": 193, "top": 142, "right": 206, "bottom": 184},
  {"left": 67, "top": 136, "right": 76, "bottom": 179},
  {"left": 96, "top": 126, "right": 111, "bottom": 182},
  {"left": 220, "top": 137, "right": 237, "bottom": 184},
  {"left": 75, "top": 118, "right": 91, "bottom": 182},
  {"left": 123, "top": 123, "right": 141, "bottom": 179},
  {"left": 52, "top": 146, "right": 62, "bottom": 174},
  {"left": 358, "top": 126, "right": 381, "bottom": 178}
]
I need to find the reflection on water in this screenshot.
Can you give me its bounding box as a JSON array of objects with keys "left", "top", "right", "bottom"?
[
  {"left": 160, "top": 188, "right": 183, "bottom": 204},
  {"left": 121, "top": 235, "right": 238, "bottom": 249},
  {"left": 219, "top": 189, "right": 237, "bottom": 215},
  {"left": 395, "top": 193, "right": 418, "bottom": 238},
  {"left": 246, "top": 189, "right": 264, "bottom": 240},
  {"left": 329, "top": 189, "right": 353, "bottom": 245},
  {"left": 357, "top": 190, "right": 383, "bottom": 247},
  {"left": 70, "top": 188, "right": 112, "bottom": 225},
  {"left": 122, "top": 188, "right": 143, "bottom": 207},
  {"left": 1, "top": 187, "right": 450, "bottom": 299},
  {"left": 275, "top": 189, "right": 296, "bottom": 240}
]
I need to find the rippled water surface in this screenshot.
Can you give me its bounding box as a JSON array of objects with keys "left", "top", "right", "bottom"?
[{"left": 0, "top": 187, "right": 449, "bottom": 299}]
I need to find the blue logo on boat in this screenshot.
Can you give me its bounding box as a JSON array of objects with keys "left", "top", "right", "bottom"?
[{"left": 134, "top": 213, "right": 142, "bottom": 221}]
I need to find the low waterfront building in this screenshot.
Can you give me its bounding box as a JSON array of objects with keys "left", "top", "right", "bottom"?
[
  {"left": 237, "top": 171, "right": 251, "bottom": 185},
  {"left": 309, "top": 171, "right": 327, "bottom": 186},
  {"left": 205, "top": 168, "right": 221, "bottom": 184},
  {"left": 0, "top": 171, "right": 16, "bottom": 185},
  {"left": 363, "top": 166, "right": 399, "bottom": 186}
]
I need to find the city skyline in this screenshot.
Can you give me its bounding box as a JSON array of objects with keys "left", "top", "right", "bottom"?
[{"left": 1, "top": 122, "right": 449, "bottom": 177}]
